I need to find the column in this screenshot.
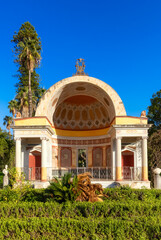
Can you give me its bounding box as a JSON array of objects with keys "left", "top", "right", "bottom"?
[
  {"left": 88, "top": 147, "right": 93, "bottom": 167},
  {"left": 58, "top": 146, "right": 61, "bottom": 168},
  {"left": 15, "top": 137, "right": 22, "bottom": 177},
  {"left": 142, "top": 137, "right": 148, "bottom": 181},
  {"left": 116, "top": 137, "right": 122, "bottom": 181},
  {"left": 48, "top": 139, "right": 52, "bottom": 180},
  {"left": 41, "top": 137, "right": 47, "bottom": 181},
  {"left": 102, "top": 146, "right": 106, "bottom": 167},
  {"left": 111, "top": 139, "right": 115, "bottom": 180},
  {"left": 72, "top": 147, "right": 77, "bottom": 167}
]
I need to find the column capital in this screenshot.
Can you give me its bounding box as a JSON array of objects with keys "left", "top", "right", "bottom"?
[
  {"left": 116, "top": 137, "right": 122, "bottom": 140},
  {"left": 14, "top": 137, "right": 21, "bottom": 141},
  {"left": 142, "top": 136, "right": 148, "bottom": 140},
  {"left": 40, "top": 137, "right": 49, "bottom": 141}
]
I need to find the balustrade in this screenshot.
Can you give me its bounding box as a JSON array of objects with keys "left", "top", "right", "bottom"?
[{"left": 21, "top": 167, "right": 142, "bottom": 181}]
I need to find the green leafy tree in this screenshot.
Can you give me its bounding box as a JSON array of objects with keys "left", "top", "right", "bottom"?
[
  {"left": 148, "top": 129, "right": 161, "bottom": 185},
  {"left": 11, "top": 22, "right": 44, "bottom": 117},
  {"left": 147, "top": 89, "right": 161, "bottom": 135},
  {"left": 147, "top": 90, "right": 161, "bottom": 185},
  {"left": 0, "top": 128, "right": 15, "bottom": 169}
]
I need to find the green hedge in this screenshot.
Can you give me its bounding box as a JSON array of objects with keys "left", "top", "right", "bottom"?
[
  {"left": 0, "top": 217, "right": 161, "bottom": 239},
  {"left": 0, "top": 200, "right": 161, "bottom": 219},
  {"left": 0, "top": 188, "right": 46, "bottom": 202},
  {"left": 103, "top": 187, "right": 161, "bottom": 201},
  {"left": 1, "top": 187, "right": 161, "bottom": 203},
  {"left": 0, "top": 188, "right": 161, "bottom": 239}
]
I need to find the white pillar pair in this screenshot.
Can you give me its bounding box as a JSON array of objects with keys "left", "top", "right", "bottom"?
[{"left": 115, "top": 136, "right": 148, "bottom": 181}]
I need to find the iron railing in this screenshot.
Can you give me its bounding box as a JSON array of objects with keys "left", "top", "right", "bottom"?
[
  {"left": 122, "top": 167, "right": 142, "bottom": 181},
  {"left": 21, "top": 167, "right": 142, "bottom": 181},
  {"left": 52, "top": 167, "right": 113, "bottom": 180}
]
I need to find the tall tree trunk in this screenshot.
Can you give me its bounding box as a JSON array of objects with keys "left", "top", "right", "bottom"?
[
  {"left": 22, "top": 105, "right": 29, "bottom": 118},
  {"left": 9, "top": 127, "right": 11, "bottom": 136},
  {"left": 28, "top": 69, "right": 32, "bottom": 117},
  {"left": 7, "top": 125, "right": 11, "bottom": 135}
]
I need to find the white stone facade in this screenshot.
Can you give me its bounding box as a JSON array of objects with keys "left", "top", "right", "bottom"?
[{"left": 12, "top": 75, "right": 150, "bottom": 188}]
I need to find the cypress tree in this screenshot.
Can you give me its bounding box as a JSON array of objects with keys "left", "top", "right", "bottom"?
[{"left": 11, "top": 22, "right": 45, "bottom": 117}]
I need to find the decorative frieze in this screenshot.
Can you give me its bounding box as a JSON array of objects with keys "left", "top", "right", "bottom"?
[{"left": 52, "top": 137, "right": 110, "bottom": 146}]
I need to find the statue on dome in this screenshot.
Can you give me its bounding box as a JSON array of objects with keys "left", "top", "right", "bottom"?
[{"left": 74, "top": 58, "right": 88, "bottom": 76}]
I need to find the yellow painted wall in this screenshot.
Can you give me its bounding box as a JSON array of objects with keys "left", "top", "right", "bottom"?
[
  {"left": 14, "top": 116, "right": 147, "bottom": 138},
  {"left": 112, "top": 117, "right": 147, "bottom": 125},
  {"left": 54, "top": 128, "right": 109, "bottom": 137},
  {"left": 14, "top": 117, "right": 50, "bottom": 126}
]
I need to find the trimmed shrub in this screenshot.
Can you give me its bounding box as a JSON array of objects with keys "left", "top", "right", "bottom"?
[
  {"left": 0, "top": 200, "right": 161, "bottom": 219},
  {"left": 0, "top": 217, "right": 161, "bottom": 239},
  {"left": 103, "top": 187, "right": 161, "bottom": 202},
  {"left": 0, "top": 188, "right": 161, "bottom": 239}
]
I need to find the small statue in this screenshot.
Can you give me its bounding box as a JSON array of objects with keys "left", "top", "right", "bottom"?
[
  {"left": 3, "top": 165, "right": 9, "bottom": 187},
  {"left": 73, "top": 58, "right": 88, "bottom": 76},
  {"left": 140, "top": 110, "right": 146, "bottom": 117},
  {"left": 16, "top": 112, "right": 21, "bottom": 118}
]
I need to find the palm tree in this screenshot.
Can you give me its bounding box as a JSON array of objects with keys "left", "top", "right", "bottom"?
[
  {"left": 16, "top": 87, "right": 29, "bottom": 117},
  {"left": 18, "top": 38, "right": 41, "bottom": 117},
  {"left": 46, "top": 173, "right": 79, "bottom": 203},
  {"left": 8, "top": 100, "right": 18, "bottom": 118},
  {"left": 3, "top": 116, "right": 13, "bottom": 135}
]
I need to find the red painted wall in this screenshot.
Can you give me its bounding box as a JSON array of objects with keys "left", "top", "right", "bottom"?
[
  {"left": 29, "top": 155, "right": 41, "bottom": 168},
  {"left": 122, "top": 151, "right": 134, "bottom": 167},
  {"left": 29, "top": 152, "right": 41, "bottom": 180}
]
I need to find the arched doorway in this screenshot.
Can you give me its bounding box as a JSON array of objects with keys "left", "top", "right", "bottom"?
[
  {"left": 78, "top": 149, "right": 87, "bottom": 167},
  {"left": 122, "top": 150, "right": 134, "bottom": 180},
  {"left": 29, "top": 151, "right": 41, "bottom": 180}
]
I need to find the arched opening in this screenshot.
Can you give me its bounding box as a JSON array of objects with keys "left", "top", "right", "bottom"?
[
  {"left": 34, "top": 76, "right": 127, "bottom": 181},
  {"left": 36, "top": 76, "right": 126, "bottom": 125},
  {"left": 49, "top": 81, "right": 118, "bottom": 131},
  {"left": 53, "top": 95, "right": 110, "bottom": 130},
  {"left": 29, "top": 150, "right": 41, "bottom": 180},
  {"left": 122, "top": 150, "right": 134, "bottom": 180}
]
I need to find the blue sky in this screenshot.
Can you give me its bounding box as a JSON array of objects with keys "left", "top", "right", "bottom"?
[{"left": 0, "top": 0, "right": 161, "bottom": 130}]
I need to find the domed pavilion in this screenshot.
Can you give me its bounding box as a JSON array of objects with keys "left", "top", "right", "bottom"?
[{"left": 13, "top": 59, "right": 150, "bottom": 188}]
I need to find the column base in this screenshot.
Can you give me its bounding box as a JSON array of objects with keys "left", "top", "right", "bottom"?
[
  {"left": 116, "top": 167, "right": 122, "bottom": 181},
  {"left": 41, "top": 167, "right": 47, "bottom": 181},
  {"left": 142, "top": 166, "right": 148, "bottom": 181},
  {"left": 16, "top": 167, "right": 22, "bottom": 181}
]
